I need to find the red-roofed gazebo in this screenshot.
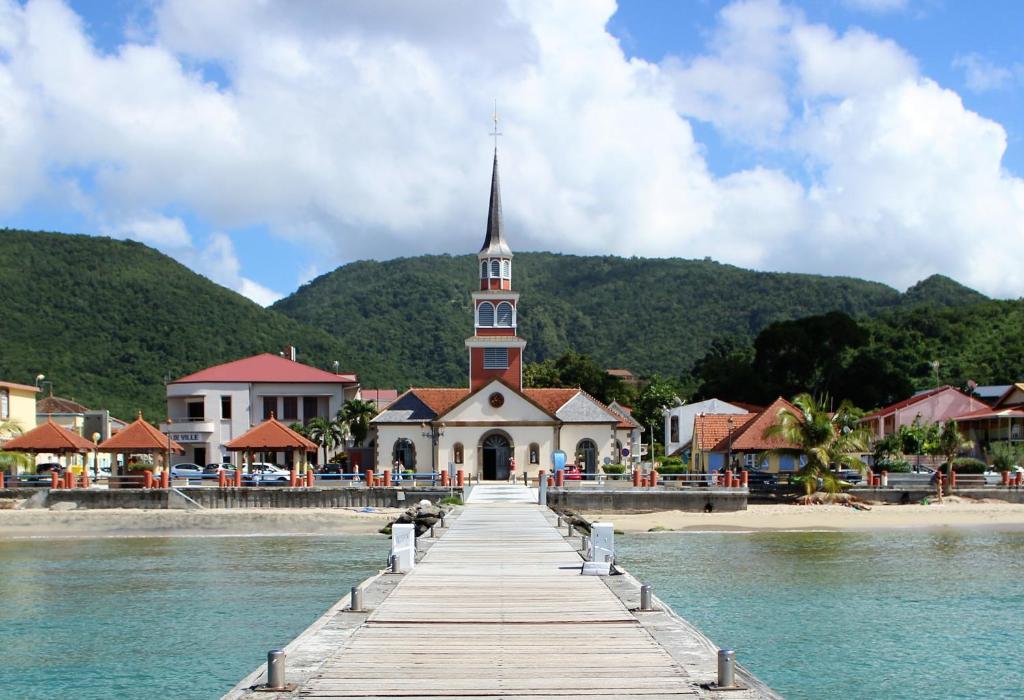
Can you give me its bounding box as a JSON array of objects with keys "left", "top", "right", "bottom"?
[
  {"left": 3, "top": 419, "right": 99, "bottom": 483},
  {"left": 225, "top": 417, "right": 318, "bottom": 476},
  {"left": 98, "top": 413, "right": 184, "bottom": 486}
]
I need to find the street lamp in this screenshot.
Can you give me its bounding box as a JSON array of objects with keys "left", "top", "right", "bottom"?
[
  {"left": 727, "top": 416, "right": 735, "bottom": 471},
  {"left": 91, "top": 432, "right": 101, "bottom": 481},
  {"left": 165, "top": 417, "right": 173, "bottom": 478},
  {"left": 420, "top": 422, "right": 445, "bottom": 472}
]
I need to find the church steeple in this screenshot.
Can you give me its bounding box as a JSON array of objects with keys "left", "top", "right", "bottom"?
[{"left": 479, "top": 151, "right": 512, "bottom": 257}]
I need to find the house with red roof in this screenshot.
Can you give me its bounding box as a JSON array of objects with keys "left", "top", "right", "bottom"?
[
  {"left": 952, "top": 382, "right": 1024, "bottom": 457},
  {"left": 859, "top": 385, "right": 986, "bottom": 440},
  {"left": 371, "top": 151, "right": 640, "bottom": 480},
  {"left": 161, "top": 349, "right": 359, "bottom": 468},
  {"left": 691, "top": 397, "right": 805, "bottom": 473}
]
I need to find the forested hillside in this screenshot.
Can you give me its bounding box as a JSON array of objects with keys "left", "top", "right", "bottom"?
[
  {"left": 0, "top": 230, "right": 353, "bottom": 419},
  {"left": 273, "top": 252, "right": 987, "bottom": 388}
]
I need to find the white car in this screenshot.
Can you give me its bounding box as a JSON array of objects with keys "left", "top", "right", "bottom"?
[{"left": 245, "top": 463, "right": 291, "bottom": 484}]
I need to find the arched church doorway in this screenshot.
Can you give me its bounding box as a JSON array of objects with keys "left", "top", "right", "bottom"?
[
  {"left": 576, "top": 439, "right": 598, "bottom": 474},
  {"left": 393, "top": 438, "right": 415, "bottom": 470},
  {"left": 480, "top": 432, "right": 512, "bottom": 481}
]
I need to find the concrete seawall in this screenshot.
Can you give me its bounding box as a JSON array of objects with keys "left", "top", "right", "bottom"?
[{"left": 547, "top": 486, "right": 748, "bottom": 514}]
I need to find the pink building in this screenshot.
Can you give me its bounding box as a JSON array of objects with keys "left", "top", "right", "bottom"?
[{"left": 861, "top": 386, "right": 986, "bottom": 439}]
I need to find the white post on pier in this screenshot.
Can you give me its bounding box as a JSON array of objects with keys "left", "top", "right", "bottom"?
[
  {"left": 582, "top": 522, "right": 614, "bottom": 576},
  {"left": 391, "top": 523, "right": 416, "bottom": 573}
]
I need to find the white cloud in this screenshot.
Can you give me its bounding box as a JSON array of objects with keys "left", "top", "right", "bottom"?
[
  {"left": 842, "top": 0, "right": 908, "bottom": 13},
  {"left": 952, "top": 53, "right": 1015, "bottom": 93},
  {"left": 0, "top": 0, "right": 1022, "bottom": 300}
]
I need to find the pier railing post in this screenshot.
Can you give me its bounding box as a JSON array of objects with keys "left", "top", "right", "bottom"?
[
  {"left": 267, "top": 648, "right": 286, "bottom": 690},
  {"left": 717, "top": 649, "right": 736, "bottom": 688},
  {"left": 350, "top": 586, "right": 363, "bottom": 612},
  {"left": 640, "top": 584, "right": 653, "bottom": 611},
  {"left": 538, "top": 470, "right": 547, "bottom": 505}
]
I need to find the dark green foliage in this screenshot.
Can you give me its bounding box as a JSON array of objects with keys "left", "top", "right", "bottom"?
[
  {"left": 946, "top": 458, "right": 987, "bottom": 474},
  {"left": 273, "top": 251, "right": 981, "bottom": 389},
  {"left": 874, "top": 458, "right": 912, "bottom": 473},
  {"left": 0, "top": 230, "right": 353, "bottom": 419},
  {"left": 523, "top": 351, "right": 627, "bottom": 404}
]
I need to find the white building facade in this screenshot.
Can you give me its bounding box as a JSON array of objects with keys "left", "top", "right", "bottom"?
[{"left": 161, "top": 353, "right": 359, "bottom": 467}]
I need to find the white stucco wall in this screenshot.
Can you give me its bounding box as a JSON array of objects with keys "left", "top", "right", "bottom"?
[{"left": 559, "top": 423, "right": 617, "bottom": 470}]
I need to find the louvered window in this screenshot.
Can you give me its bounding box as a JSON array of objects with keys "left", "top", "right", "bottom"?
[
  {"left": 502, "top": 260, "right": 510, "bottom": 278},
  {"left": 490, "top": 259, "right": 500, "bottom": 277},
  {"left": 477, "top": 302, "right": 495, "bottom": 326},
  {"left": 483, "top": 348, "right": 508, "bottom": 369},
  {"left": 480, "top": 261, "right": 488, "bottom": 278},
  {"left": 496, "top": 302, "right": 514, "bottom": 327}
]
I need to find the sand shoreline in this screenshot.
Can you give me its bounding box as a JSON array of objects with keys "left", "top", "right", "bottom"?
[
  {"left": 0, "top": 507, "right": 402, "bottom": 539},
  {"left": 587, "top": 498, "right": 1024, "bottom": 533}
]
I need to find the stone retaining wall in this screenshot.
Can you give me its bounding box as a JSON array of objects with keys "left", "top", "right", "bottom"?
[{"left": 546, "top": 487, "right": 747, "bottom": 513}]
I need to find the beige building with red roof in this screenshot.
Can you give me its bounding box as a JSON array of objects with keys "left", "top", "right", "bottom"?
[
  {"left": 371, "top": 152, "right": 641, "bottom": 479},
  {"left": 860, "top": 385, "right": 985, "bottom": 439},
  {"left": 161, "top": 350, "right": 359, "bottom": 468},
  {"left": 691, "top": 398, "right": 804, "bottom": 473}
]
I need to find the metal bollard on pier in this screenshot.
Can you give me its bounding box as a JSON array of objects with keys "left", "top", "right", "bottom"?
[
  {"left": 567, "top": 523, "right": 575, "bottom": 537},
  {"left": 580, "top": 535, "right": 590, "bottom": 559},
  {"left": 350, "top": 586, "right": 363, "bottom": 612},
  {"left": 640, "top": 584, "right": 653, "bottom": 611},
  {"left": 717, "top": 649, "right": 736, "bottom": 688},
  {"left": 266, "top": 649, "right": 287, "bottom": 690},
  {"left": 538, "top": 471, "right": 547, "bottom": 505}
]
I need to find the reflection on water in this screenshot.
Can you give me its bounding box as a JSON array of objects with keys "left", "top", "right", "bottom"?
[
  {"left": 618, "top": 529, "right": 1024, "bottom": 700},
  {"left": 0, "top": 535, "right": 386, "bottom": 700}
]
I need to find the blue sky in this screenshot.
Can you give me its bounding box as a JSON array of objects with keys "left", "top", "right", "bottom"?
[{"left": 2, "top": 0, "right": 1023, "bottom": 302}]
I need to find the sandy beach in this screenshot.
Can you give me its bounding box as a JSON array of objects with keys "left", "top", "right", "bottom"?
[
  {"left": 0, "top": 506, "right": 403, "bottom": 539},
  {"left": 590, "top": 498, "right": 1024, "bottom": 533}
]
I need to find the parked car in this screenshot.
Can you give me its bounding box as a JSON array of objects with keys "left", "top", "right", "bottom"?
[
  {"left": 833, "top": 469, "right": 863, "bottom": 485},
  {"left": 22, "top": 462, "right": 65, "bottom": 486},
  {"left": 563, "top": 466, "right": 583, "bottom": 480},
  {"left": 245, "top": 464, "right": 291, "bottom": 485},
  {"left": 170, "top": 463, "right": 205, "bottom": 478},
  {"left": 745, "top": 470, "right": 778, "bottom": 488}
]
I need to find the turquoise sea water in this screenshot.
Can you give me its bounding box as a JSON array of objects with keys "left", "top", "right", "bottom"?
[
  {"left": 1, "top": 529, "right": 1021, "bottom": 699},
  {"left": 0, "top": 535, "right": 386, "bottom": 699},
  {"left": 618, "top": 529, "right": 1024, "bottom": 700}
]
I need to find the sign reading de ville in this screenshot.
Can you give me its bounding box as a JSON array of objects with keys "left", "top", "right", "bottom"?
[{"left": 168, "top": 433, "right": 202, "bottom": 443}]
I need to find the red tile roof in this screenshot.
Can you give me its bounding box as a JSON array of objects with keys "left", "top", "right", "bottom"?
[
  {"left": 0, "top": 380, "right": 40, "bottom": 393},
  {"left": 409, "top": 388, "right": 471, "bottom": 416},
  {"left": 225, "top": 417, "right": 318, "bottom": 451},
  {"left": 37, "top": 396, "right": 91, "bottom": 415},
  {"left": 523, "top": 388, "right": 581, "bottom": 416},
  {"left": 862, "top": 386, "right": 962, "bottom": 419},
  {"left": 954, "top": 406, "right": 1024, "bottom": 421},
  {"left": 730, "top": 397, "right": 803, "bottom": 451},
  {"left": 173, "top": 353, "right": 358, "bottom": 384},
  {"left": 99, "top": 415, "right": 184, "bottom": 453},
  {"left": 3, "top": 419, "right": 98, "bottom": 452},
  {"left": 693, "top": 413, "right": 756, "bottom": 451}
]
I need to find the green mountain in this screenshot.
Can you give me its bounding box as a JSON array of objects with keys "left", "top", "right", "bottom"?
[
  {"left": 0, "top": 229, "right": 354, "bottom": 420},
  {"left": 272, "top": 252, "right": 990, "bottom": 388}
]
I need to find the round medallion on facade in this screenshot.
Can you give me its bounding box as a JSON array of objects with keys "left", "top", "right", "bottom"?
[{"left": 489, "top": 392, "right": 505, "bottom": 408}]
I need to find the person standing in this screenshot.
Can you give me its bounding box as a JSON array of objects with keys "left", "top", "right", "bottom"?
[{"left": 507, "top": 455, "right": 517, "bottom": 484}]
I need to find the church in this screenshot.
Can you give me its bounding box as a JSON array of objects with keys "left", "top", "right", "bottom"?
[{"left": 371, "top": 150, "right": 640, "bottom": 480}]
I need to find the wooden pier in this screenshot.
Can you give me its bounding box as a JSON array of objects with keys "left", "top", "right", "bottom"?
[{"left": 226, "top": 485, "right": 778, "bottom": 699}]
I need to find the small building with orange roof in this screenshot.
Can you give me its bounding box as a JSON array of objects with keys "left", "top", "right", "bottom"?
[{"left": 691, "top": 397, "right": 806, "bottom": 473}]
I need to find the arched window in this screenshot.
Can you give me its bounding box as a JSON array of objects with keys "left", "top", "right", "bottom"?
[
  {"left": 477, "top": 302, "right": 495, "bottom": 326},
  {"left": 490, "top": 259, "right": 500, "bottom": 277},
  {"left": 529, "top": 443, "right": 540, "bottom": 464},
  {"left": 495, "top": 302, "right": 514, "bottom": 327},
  {"left": 453, "top": 442, "right": 464, "bottom": 464},
  {"left": 670, "top": 416, "right": 679, "bottom": 443},
  {"left": 393, "top": 438, "right": 415, "bottom": 469},
  {"left": 480, "top": 261, "right": 488, "bottom": 278},
  {"left": 0, "top": 388, "right": 8, "bottom": 419},
  {"left": 502, "top": 260, "right": 510, "bottom": 278}
]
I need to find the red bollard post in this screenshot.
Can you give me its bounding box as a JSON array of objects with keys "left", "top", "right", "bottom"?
[
  {"left": 365, "top": 469, "right": 375, "bottom": 487},
  {"left": 81, "top": 471, "right": 90, "bottom": 488},
  {"left": 0, "top": 471, "right": 4, "bottom": 489},
  {"left": 383, "top": 469, "right": 392, "bottom": 487},
  {"left": 306, "top": 469, "right": 315, "bottom": 487},
  {"left": 556, "top": 471, "right": 565, "bottom": 487},
  {"left": 457, "top": 469, "right": 465, "bottom": 487},
  {"left": 741, "top": 470, "right": 749, "bottom": 488},
  {"left": 632, "top": 469, "right": 641, "bottom": 487},
  {"left": 218, "top": 470, "right": 227, "bottom": 488},
  {"left": 143, "top": 470, "right": 153, "bottom": 489},
  {"left": 640, "top": 477, "right": 648, "bottom": 487},
  {"left": 1015, "top": 472, "right": 1023, "bottom": 487},
  {"left": 234, "top": 469, "right": 242, "bottom": 488},
  {"left": 950, "top": 470, "right": 957, "bottom": 490},
  {"left": 1002, "top": 471, "right": 1011, "bottom": 487},
  {"left": 547, "top": 476, "right": 554, "bottom": 487},
  {"left": 290, "top": 469, "right": 297, "bottom": 487},
  {"left": 440, "top": 469, "right": 448, "bottom": 487},
  {"left": 160, "top": 470, "right": 169, "bottom": 489},
  {"left": 652, "top": 470, "right": 661, "bottom": 488},
  {"left": 51, "top": 471, "right": 60, "bottom": 489},
  {"left": 724, "top": 469, "right": 733, "bottom": 489},
  {"left": 866, "top": 470, "right": 874, "bottom": 487}
]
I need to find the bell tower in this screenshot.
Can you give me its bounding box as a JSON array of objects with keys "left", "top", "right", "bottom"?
[{"left": 466, "top": 149, "right": 526, "bottom": 391}]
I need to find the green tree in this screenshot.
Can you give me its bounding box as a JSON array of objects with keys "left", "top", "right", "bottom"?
[
  {"left": 763, "top": 394, "right": 872, "bottom": 497},
  {"left": 932, "top": 420, "right": 973, "bottom": 502},
  {"left": 338, "top": 399, "right": 378, "bottom": 446},
  {"left": 306, "top": 417, "right": 345, "bottom": 465},
  {"left": 631, "top": 376, "right": 685, "bottom": 455},
  {"left": 0, "top": 420, "right": 31, "bottom": 475}
]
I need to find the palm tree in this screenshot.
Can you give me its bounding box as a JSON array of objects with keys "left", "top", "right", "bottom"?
[
  {"left": 306, "top": 417, "right": 345, "bottom": 465},
  {"left": 763, "top": 393, "right": 872, "bottom": 499},
  {"left": 933, "top": 419, "right": 972, "bottom": 503},
  {"left": 337, "top": 399, "right": 378, "bottom": 447},
  {"left": 0, "top": 420, "right": 30, "bottom": 475}
]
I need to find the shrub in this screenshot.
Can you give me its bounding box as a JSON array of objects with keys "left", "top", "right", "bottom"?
[
  {"left": 874, "top": 458, "right": 912, "bottom": 473},
  {"left": 439, "top": 495, "right": 463, "bottom": 506},
  {"left": 655, "top": 463, "right": 686, "bottom": 475},
  {"left": 988, "top": 442, "right": 1024, "bottom": 471},
  {"left": 603, "top": 464, "right": 626, "bottom": 475},
  {"left": 945, "top": 457, "right": 987, "bottom": 474}
]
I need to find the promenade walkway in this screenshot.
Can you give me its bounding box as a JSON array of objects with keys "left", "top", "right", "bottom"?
[{"left": 297, "top": 484, "right": 700, "bottom": 698}]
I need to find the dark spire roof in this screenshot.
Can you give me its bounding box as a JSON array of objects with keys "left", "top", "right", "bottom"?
[{"left": 479, "top": 150, "right": 513, "bottom": 257}]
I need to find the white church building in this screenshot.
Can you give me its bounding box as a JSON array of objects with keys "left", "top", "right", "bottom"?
[{"left": 372, "top": 150, "right": 640, "bottom": 480}]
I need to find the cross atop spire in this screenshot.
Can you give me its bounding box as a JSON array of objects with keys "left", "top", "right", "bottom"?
[{"left": 489, "top": 100, "right": 502, "bottom": 153}]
